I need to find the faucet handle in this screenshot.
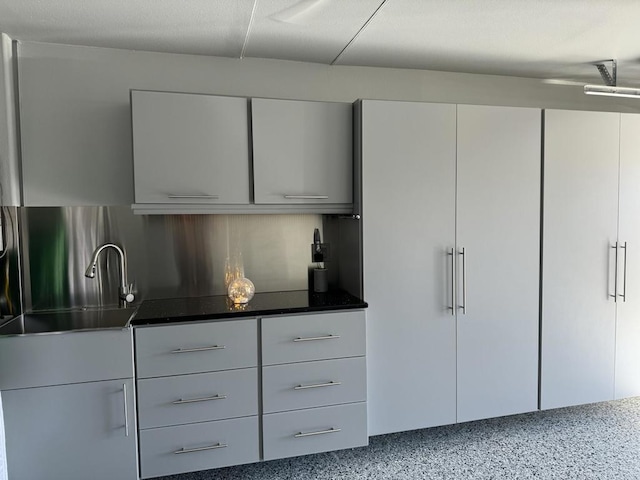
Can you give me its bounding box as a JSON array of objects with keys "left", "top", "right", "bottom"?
[{"left": 120, "top": 283, "right": 135, "bottom": 304}]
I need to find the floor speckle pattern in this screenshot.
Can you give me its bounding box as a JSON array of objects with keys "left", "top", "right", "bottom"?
[{"left": 155, "top": 398, "right": 640, "bottom": 479}]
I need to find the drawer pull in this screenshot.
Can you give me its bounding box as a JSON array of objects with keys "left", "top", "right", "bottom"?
[
  {"left": 171, "top": 345, "right": 226, "bottom": 354},
  {"left": 284, "top": 195, "right": 329, "bottom": 200},
  {"left": 293, "top": 334, "right": 340, "bottom": 342},
  {"left": 167, "top": 194, "right": 220, "bottom": 199},
  {"left": 173, "top": 394, "right": 228, "bottom": 404},
  {"left": 294, "top": 381, "right": 342, "bottom": 390},
  {"left": 174, "top": 443, "right": 228, "bottom": 454},
  {"left": 294, "top": 427, "right": 341, "bottom": 438}
]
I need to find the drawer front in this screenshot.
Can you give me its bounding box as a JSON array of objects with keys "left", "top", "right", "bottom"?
[
  {"left": 138, "top": 368, "right": 258, "bottom": 429},
  {"left": 263, "top": 357, "right": 366, "bottom": 414},
  {"left": 135, "top": 319, "right": 257, "bottom": 378},
  {"left": 0, "top": 328, "right": 133, "bottom": 390},
  {"left": 139, "top": 416, "right": 259, "bottom": 479},
  {"left": 262, "top": 310, "right": 365, "bottom": 365},
  {"left": 262, "top": 402, "right": 368, "bottom": 461}
]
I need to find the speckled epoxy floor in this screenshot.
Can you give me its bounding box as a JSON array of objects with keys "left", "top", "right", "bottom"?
[{"left": 155, "top": 397, "right": 640, "bottom": 479}]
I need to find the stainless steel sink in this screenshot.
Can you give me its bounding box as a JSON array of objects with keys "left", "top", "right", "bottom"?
[{"left": 0, "top": 307, "right": 137, "bottom": 336}]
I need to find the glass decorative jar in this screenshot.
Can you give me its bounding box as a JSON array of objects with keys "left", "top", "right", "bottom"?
[{"left": 227, "top": 277, "right": 255, "bottom": 304}]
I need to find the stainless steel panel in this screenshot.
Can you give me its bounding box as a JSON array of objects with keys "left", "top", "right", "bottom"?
[
  {"left": 0, "top": 207, "right": 21, "bottom": 319},
  {"left": 20, "top": 207, "right": 327, "bottom": 311}
]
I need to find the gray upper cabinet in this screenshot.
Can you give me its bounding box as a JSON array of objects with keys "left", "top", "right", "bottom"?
[
  {"left": 542, "top": 109, "right": 620, "bottom": 410},
  {"left": 251, "top": 98, "right": 353, "bottom": 213},
  {"left": 131, "top": 91, "right": 250, "bottom": 213}
]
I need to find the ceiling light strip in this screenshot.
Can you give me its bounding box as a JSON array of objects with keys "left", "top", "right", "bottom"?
[
  {"left": 240, "top": 0, "right": 259, "bottom": 59},
  {"left": 330, "top": 0, "right": 390, "bottom": 66},
  {"left": 584, "top": 84, "right": 640, "bottom": 99}
]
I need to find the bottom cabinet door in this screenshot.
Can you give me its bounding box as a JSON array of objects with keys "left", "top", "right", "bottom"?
[
  {"left": 262, "top": 402, "right": 368, "bottom": 461},
  {"left": 3, "top": 379, "right": 137, "bottom": 480},
  {"left": 139, "top": 416, "right": 259, "bottom": 478}
]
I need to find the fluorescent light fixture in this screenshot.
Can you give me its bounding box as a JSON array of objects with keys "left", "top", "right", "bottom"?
[{"left": 584, "top": 84, "right": 640, "bottom": 99}]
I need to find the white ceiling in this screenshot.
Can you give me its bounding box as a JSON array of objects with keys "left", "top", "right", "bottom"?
[{"left": 2, "top": 0, "right": 640, "bottom": 86}]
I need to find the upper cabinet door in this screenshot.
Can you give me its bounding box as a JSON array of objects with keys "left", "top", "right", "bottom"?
[
  {"left": 131, "top": 91, "right": 250, "bottom": 205},
  {"left": 541, "top": 109, "right": 619, "bottom": 410},
  {"left": 456, "top": 105, "right": 541, "bottom": 423},
  {"left": 251, "top": 98, "right": 353, "bottom": 207},
  {"left": 615, "top": 113, "right": 640, "bottom": 400}
]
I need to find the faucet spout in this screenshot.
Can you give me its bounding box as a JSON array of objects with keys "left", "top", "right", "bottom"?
[{"left": 85, "top": 243, "right": 135, "bottom": 307}]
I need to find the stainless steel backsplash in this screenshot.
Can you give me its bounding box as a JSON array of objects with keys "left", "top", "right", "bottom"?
[
  {"left": 21, "top": 207, "right": 335, "bottom": 311},
  {"left": 0, "top": 206, "right": 21, "bottom": 318}
]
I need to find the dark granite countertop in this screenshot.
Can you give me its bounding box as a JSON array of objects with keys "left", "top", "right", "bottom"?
[{"left": 131, "top": 289, "right": 367, "bottom": 326}]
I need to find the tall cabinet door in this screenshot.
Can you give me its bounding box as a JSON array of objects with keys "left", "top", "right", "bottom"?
[
  {"left": 456, "top": 105, "right": 541, "bottom": 422},
  {"left": 361, "top": 100, "right": 457, "bottom": 436},
  {"left": 615, "top": 113, "right": 640, "bottom": 399},
  {"left": 541, "top": 110, "right": 620, "bottom": 410}
]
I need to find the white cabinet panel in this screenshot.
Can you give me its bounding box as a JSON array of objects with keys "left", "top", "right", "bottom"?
[
  {"left": 131, "top": 91, "right": 250, "bottom": 206},
  {"left": 541, "top": 109, "right": 619, "bottom": 409},
  {"left": 615, "top": 113, "right": 640, "bottom": 399},
  {"left": 456, "top": 105, "right": 540, "bottom": 422},
  {"left": 252, "top": 98, "right": 352, "bottom": 207},
  {"left": 3, "top": 379, "right": 137, "bottom": 480},
  {"left": 362, "top": 100, "right": 457, "bottom": 436}
]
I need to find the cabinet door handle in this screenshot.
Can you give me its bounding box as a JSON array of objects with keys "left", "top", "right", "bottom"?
[
  {"left": 283, "top": 195, "right": 329, "bottom": 200},
  {"left": 620, "top": 242, "right": 628, "bottom": 302},
  {"left": 611, "top": 243, "right": 619, "bottom": 302},
  {"left": 459, "top": 247, "right": 467, "bottom": 315},
  {"left": 448, "top": 248, "right": 455, "bottom": 315},
  {"left": 167, "top": 194, "right": 220, "bottom": 199},
  {"left": 293, "top": 334, "right": 340, "bottom": 342},
  {"left": 122, "top": 383, "right": 129, "bottom": 437},
  {"left": 294, "top": 381, "right": 342, "bottom": 390},
  {"left": 171, "top": 345, "right": 226, "bottom": 353},
  {"left": 174, "top": 443, "right": 228, "bottom": 454},
  {"left": 173, "top": 394, "right": 227, "bottom": 404},
  {"left": 294, "top": 427, "right": 341, "bottom": 438}
]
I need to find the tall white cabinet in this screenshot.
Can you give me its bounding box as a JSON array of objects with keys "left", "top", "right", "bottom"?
[
  {"left": 361, "top": 100, "right": 540, "bottom": 436},
  {"left": 615, "top": 114, "right": 640, "bottom": 399},
  {"left": 542, "top": 110, "right": 640, "bottom": 408}
]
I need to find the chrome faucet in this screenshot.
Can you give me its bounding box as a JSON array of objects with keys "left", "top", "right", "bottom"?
[{"left": 85, "top": 243, "right": 135, "bottom": 307}]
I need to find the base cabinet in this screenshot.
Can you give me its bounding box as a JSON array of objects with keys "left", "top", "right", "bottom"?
[
  {"left": 3, "top": 379, "right": 137, "bottom": 480},
  {"left": 133, "top": 310, "right": 367, "bottom": 476}
]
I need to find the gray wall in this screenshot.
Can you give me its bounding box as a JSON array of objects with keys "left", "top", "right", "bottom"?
[
  {"left": 0, "top": 35, "right": 20, "bottom": 206},
  {"left": 16, "top": 40, "right": 640, "bottom": 207}
]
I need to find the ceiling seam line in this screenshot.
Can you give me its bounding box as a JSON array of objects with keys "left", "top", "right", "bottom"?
[
  {"left": 330, "top": 0, "right": 389, "bottom": 66},
  {"left": 240, "top": 0, "right": 259, "bottom": 59}
]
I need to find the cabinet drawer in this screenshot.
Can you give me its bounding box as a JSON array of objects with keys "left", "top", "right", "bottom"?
[
  {"left": 262, "top": 310, "right": 365, "bottom": 365},
  {"left": 139, "top": 416, "right": 259, "bottom": 479},
  {"left": 0, "top": 328, "right": 133, "bottom": 390},
  {"left": 263, "top": 357, "right": 366, "bottom": 414},
  {"left": 137, "top": 368, "right": 258, "bottom": 429},
  {"left": 135, "top": 319, "right": 257, "bottom": 378},
  {"left": 262, "top": 402, "right": 367, "bottom": 461}
]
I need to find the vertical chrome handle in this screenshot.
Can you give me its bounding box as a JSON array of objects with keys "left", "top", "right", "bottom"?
[
  {"left": 620, "top": 242, "right": 628, "bottom": 302},
  {"left": 459, "top": 248, "right": 467, "bottom": 315},
  {"left": 122, "top": 383, "right": 129, "bottom": 437},
  {"left": 448, "top": 248, "right": 455, "bottom": 315},
  {"left": 611, "top": 243, "right": 619, "bottom": 302}
]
